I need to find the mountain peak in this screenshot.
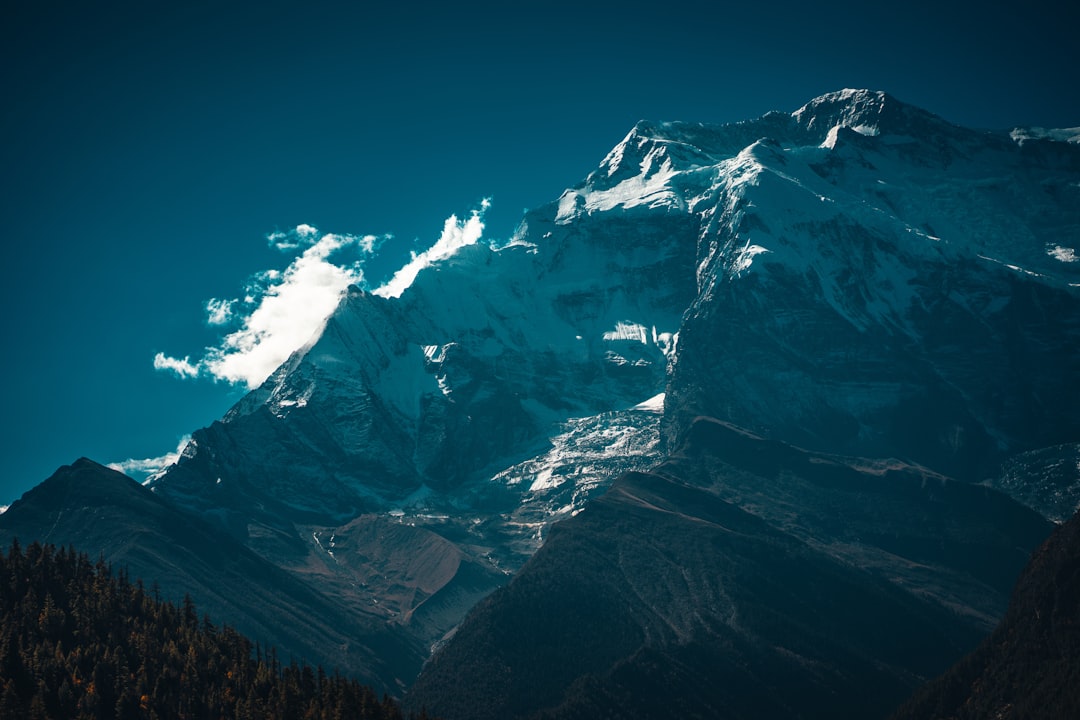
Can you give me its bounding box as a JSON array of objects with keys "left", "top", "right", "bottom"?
[
  {"left": 1, "top": 458, "right": 148, "bottom": 529},
  {"left": 791, "top": 88, "right": 953, "bottom": 140}
]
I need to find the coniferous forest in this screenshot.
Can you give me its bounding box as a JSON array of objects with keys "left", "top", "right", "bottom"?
[{"left": 0, "top": 540, "right": 421, "bottom": 719}]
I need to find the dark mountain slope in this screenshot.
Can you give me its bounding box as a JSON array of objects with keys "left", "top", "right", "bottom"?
[
  {"left": 0, "top": 541, "right": 408, "bottom": 719},
  {"left": 406, "top": 419, "right": 1050, "bottom": 719},
  {"left": 892, "top": 508, "right": 1080, "bottom": 720},
  {"left": 0, "top": 459, "right": 417, "bottom": 694}
]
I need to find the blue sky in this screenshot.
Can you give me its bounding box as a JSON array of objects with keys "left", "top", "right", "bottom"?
[{"left": 2, "top": 0, "right": 1078, "bottom": 506}]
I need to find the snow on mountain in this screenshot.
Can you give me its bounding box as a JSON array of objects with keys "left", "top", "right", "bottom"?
[
  {"left": 1010, "top": 126, "right": 1080, "bottom": 145},
  {"left": 157, "top": 83, "right": 1080, "bottom": 543},
  {"left": 147, "top": 89, "right": 1080, "bottom": 677}
]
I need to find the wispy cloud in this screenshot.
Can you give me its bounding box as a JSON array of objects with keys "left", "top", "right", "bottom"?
[
  {"left": 155, "top": 203, "right": 489, "bottom": 390},
  {"left": 203, "top": 231, "right": 371, "bottom": 387},
  {"left": 153, "top": 353, "right": 200, "bottom": 378},
  {"left": 374, "top": 199, "right": 489, "bottom": 299},
  {"left": 205, "top": 298, "right": 236, "bottom": 325},
  {"left": 152, "top": 224, "right": 380, "bottom": 388},
  {"left": 268, "top": 223, "right": 319, "bottom": 251},
  {"left": 109, "top": 436, "right": 191, "bottom": 484}
]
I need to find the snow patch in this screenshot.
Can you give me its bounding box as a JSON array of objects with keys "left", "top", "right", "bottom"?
[
  {"left": 822, "top": 125, "right": 841, "bottom": 150},
  {"left": 978, "top": 255, "right": 1048, "bottom": 279},
  {"left": 421, "top": 343, "right": 456, "bottom": 365},
  {"left": 1010, "top": 127, "right": 1080, "bottom": 145},
  {"left": 732, "top": 243, "right": 770, "bottom": 275},
  {"left": 652, "top": 328, "right": 678, "bottom": 357},
  {"left": 634, "top": 392, "right": 665, "bottom": 413},
  {"left": 603, "top": 321, "right": 649, "bottom": 343},
  {"left": 555, "top": 190, "right": 583, "bottom": 224},
  {"left": 1050, "top": 246, "right": 1078, "bottom": 263}
]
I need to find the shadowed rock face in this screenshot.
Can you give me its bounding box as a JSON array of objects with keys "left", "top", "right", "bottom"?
[
  {"left": 891, "top": 508, "right": 1080, "bottom": 720},
  {"left": 669, "top": 254, "right": 1080, "bottom": 482},
  {"left": 405, "top": 419, "right": 1051, "bottom": 720}
]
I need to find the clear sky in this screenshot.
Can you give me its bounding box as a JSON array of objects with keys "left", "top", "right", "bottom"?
[{"left": 2, "top": 0, "right": 1078, "bottom": 506}]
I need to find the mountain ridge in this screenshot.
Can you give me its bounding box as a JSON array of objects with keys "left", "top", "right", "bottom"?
[
  {"left": 5, "top": 90, "right": 1079, "bottom": 708},
  {"left": 0, "top": 459, "right": 418, "bottom": 694},
  {"left": 405, "top": 417, "right": 1051, "bottom": 719}
]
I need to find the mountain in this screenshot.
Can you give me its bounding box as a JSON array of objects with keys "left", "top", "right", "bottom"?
[
  {"left": 404, "top": 418, "right": 1051, "bottom": 719},
  {"left": 6, "top": 89, "right": 1079, "bottom": 707},
  {"left": 0, "top": 459, "right": 417, "bottom": 694},
  {"left": 0, "top": 540, "right": 408, "bottom": 719},
  {"left": 160, "top": 88, "right": 1080, "bottom": 522},
  {"left": 891, "top": 507, "right": 1080, "bottom": 719}
]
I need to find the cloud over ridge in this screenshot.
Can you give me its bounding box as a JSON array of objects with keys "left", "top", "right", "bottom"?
[
  {"left": 154, "top": 203, "right": 488, "bottom": 390},
  {"left": 374, "top": 200, "right": 489, "bottom": 299},
  {"left": 108, "top": 435, "right": 192, "bottom": 484}
]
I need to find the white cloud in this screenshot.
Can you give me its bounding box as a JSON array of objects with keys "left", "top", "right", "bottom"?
[
  {"left": 153, "top": 353, "right": 200, "bottom": 378},
  {"left": 154, "top": 205, "right": 485, "bottom": 391},
  {"left": 154, "top": 228, "right": 382, "bottom": 389},
  {"left": 109, "top": 435, "right": 191, "bottom": 483},
  {"left": 203, "top": 232, "right": 365, "bottom": 387},
  {"left": 269, "top": 224, "right": 322, "bottom": 252},
  {"left": 374, "top": 199, "right": 490, "bottom": 299},
  {"left": 205, "top": 298, "right": 235, "bottom": 325},
  {"left": 358, "top": 234, "right": 378, "bottom": 253}
]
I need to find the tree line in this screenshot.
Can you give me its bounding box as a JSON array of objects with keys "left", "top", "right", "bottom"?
[{"left": 0, "top": 539, "right": 429, "bottom": 719}]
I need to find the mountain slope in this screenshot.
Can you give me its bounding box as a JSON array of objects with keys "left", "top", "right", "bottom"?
[
  {"left": 0, "top": 459, "right": 416, "bottom": 694},
  {"left": 0, "top": 541, "right": 405, "bottom": 719},
  {"left": 405, "top": 418, "right": 1051, "bottom": 719},
  {"left": 891, "top": 508, "right": 1080, "bottom": 719}
]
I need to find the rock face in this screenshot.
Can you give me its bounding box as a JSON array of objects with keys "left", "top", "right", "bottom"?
[
  {"left": 405, "top": 419, "right": 1052, "bottom": 719},
  {"left": 7, "top": 90, "right": 1080, "bottom": 703},
  {"left": 658, "top": 91, "right": 1080, "bottom": 481},
  {"left": 891, "top": 508, "right": 1080, "bottom": 720},
  {"left": 159, "top": 209, "right": 697, "bottom": 517}
]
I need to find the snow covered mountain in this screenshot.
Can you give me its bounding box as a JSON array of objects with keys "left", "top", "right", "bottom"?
[
  {"left": 159, "top": 87, "right": 1080, "bottom": 523},
  {"left": 6, "top": 90, "right": 1078, "bottom": 703},
  {"left": 141, "top": 89, "right": 1080, "bottom": 687},
  {"left": 661, "top": 90, "right": 1080, "bottom": 480}
]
